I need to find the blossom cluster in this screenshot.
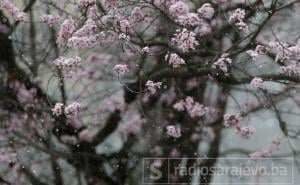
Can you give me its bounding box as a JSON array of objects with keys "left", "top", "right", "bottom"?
[
  {"left": 250, "top": 77, "right": 266, "bottom": 90},
  {"left": 235, "top": 126, "right": 256, "bottom": 139},
  {"left": 246, "top": 45, "right": 267, "bottom": 60},
  {"left": 223, "top": 113, "right": 241, "bottom": 128},
  {"left": 269, "top": 41, "right": 300, "bottom": 62},
  {"left": 229, "top": 8, "right": 248, "bottom": 32},
  {"left": 173, "top": 97, "right": 209, "bottom": 118},
  {"left": 113, "top": 64, "right": 129, "bottom": 74},
  {"left": 176, "top": 13, "right": 200, "bottom": 26},
  {"left": 281, "top": 63, "right": 300, "bottom": 76},
  {"left": 145, "top": 80, "right": 162, "bottom": 95},
  {"left": 250, "top": 137, "right": 282, "bottom": 159},
  {"left": 10, "top": 81, "right": 36, "bottom": 104},
  {"left": 197, "top": 3, "right": 214, "bottom": 19},
  {"left": 52, "top": 102, "right": 82, "bottom": 116},
  {"left": 166, "top": 125, "right": 181, "bottom": 138},
  {"left": 169, "top": 1, "right": 189, "bottom": 17},
  {"left": 212, "top": 54, "right": 232, "bottom": 73},
  {"left": 131, "top": 7, "right": 145, "bottom": 22},
  {"left": 165, "top": 53, "right": 185, "bottom": 68},
  {"left": 40, "top": 14, "right": 60, "bottom": 26},
  {"left": 169, "top": 2, "right": 215, "bottom": 27},
  {"left": 171, "top": 28, "right": 199, "bottom": 52},
  {"left": 79, "top": 129, "right": 96, "bottom": 142},
  {"left": 66, "top": 19, "right": 104, "bottom": 48},
  {"left": 57, "top": 18, "right": 77, "bottom": 47},
  {"left": 53, "top": 56, "right": 81, "bottom": 69},
  {"left": 0, "top": 0, "right": 28, "bottom": 21},
  {"left": 224, "top": 113, "right": 256, "bottom": 139},
  {"left": 123, "top": 112, "right": 146, "bottom": 137}
]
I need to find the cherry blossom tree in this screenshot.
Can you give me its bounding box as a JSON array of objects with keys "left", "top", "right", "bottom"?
[{"left": 0, "top": 0, "right": 300, "bottom": 184}]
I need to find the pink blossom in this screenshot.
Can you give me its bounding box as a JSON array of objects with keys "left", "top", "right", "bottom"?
[
  {"left": 169, "top": 1, "right": 189, "bottom": 17},
  {"left": 173, "top": 97, "right": 209, "bottom": 118},
  {"left": 10, "top": 81, "right": 36, "bottom": 104},
  {"left": 166, "top": 125, "right": 181, "bottom": 138},
  {"left": 195, "top": 22, "right": 212, "bottom": 36},
  {"left": 41, "top": 14, "right": 60, "bottom": 26},
  {"left": 61, "top": 135, "right": 78, "bottom": 144},
  {"left": 145, "top": 80, "right": 162, "bottom": 95},
  {"left": 73, "top": 19, "right": 97, "bottom": 37},
  {"left": 66, "top": 116, "right": 82, "bottom": 129},
  {"left": 98, "top": 91, "right": 126, "bottom": 112},
  {"left": 165, "top": 53, "right": 185, "bottom": 68},
  {"left": 176, "top": 13, "right": 200, "bottom": 26},
  {"left": 119, "top": 33, "right": 130, "bottom": 42},
  {"left": 250, "top": 77, "right": 266, "bottom": 89},
  {"left": 113, "top": 64, "right": 129, "bottom": 74},
  {"left": 119, "top": 19, "right": 131, "bottom": 32},
  {"left": 131, "top": 7, "right": 145, "bottom": 22},
  {"left": 173, "top": 100, "right": 185, "bottom": 111},
  {"left": 57, "top": 18, "right": 76, "bottom": 47},
  {"left": 235, "top": 21, "right": 249, "bottom": 32},
  {"left": 79, "top": 0, "right": 96, "bottom": 8},
  {"left": 79, "top": 129, "right": 94, "bottom": 142},
  {"left": 197, "top": 3, "right": 214, "bottom": 19},
  {"left": 250, "top": 137, "right": 282, "bottom": 159},
  {"left": 229, "top": 9, "right": 248, "bottom": 32},
  {"left": 171, "top": 29, "right": 199, "bottom": 52},
  {"left": 212, "top": 54, "right": 232, "bottom": 73},
  {"left": 229, "top": 8, "right": 246, "bottom": 23},
  {"left": 142, "top": 46, "right": 150, "bottom": 53},
  {"left": 87, "top": 5, "right": 99, "bottom": 19},
  {"left": 247, "top": 45, "right": 267, "bottom": 59},
  {"left": 67, "top": 35, "right": 100, "bottom": 48},
  {"left": 52, "top": 103, "right": 64, "bottom": 116},
  {"left": 224, "top": 113, "right": 241, "bottom": 128},
  {"left": 201, "top": 126, "right": 215, "bottom": 142},
  {"left": 153, "top": 0, "right": 178, "bottom": 9},
  {"left": 0, "top": 0, "right": 28, "bottom": 21},
  {"left": 104, "top": 0, "right": 120, "bottom": 9},
  {"left": 236, "top": 126, "right": 256, "bottom": 139},
  {"left": 123, "top": 112, "right": 145, "bottom": 136},
  {"left": 189, "top": 102, "right": 207, "bottom": 117},
  {"left": 64, "top": 102, "right": 82, "bottom": 116},
  {"left": 281, "top": 63, "right": 300, "bottom": 76},
  {"left": 53, "top": 56, "right": 81, "bottom": 69}
]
